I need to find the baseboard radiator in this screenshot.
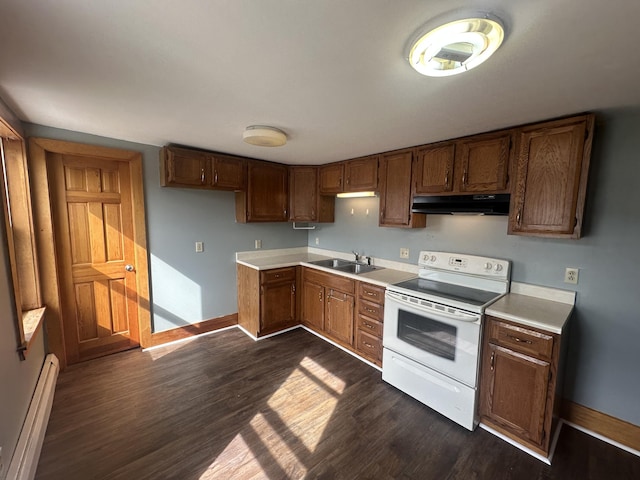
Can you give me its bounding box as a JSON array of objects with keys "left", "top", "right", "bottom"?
[{"left": 7, "top": 354, "right": 59, "bottom": 480}]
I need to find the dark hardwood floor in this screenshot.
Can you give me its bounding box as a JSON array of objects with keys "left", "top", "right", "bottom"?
[{"left": 36, "top": 328, "right": 640, "bottom": 479}]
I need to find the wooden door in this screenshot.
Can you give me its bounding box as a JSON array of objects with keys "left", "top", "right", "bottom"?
[
  {"left": 244, "top": 161, "right": 288, "bottom": 222},
  {"left": 325, "top": 289, "right": 354, "bottom": 346},
  {"left": 289, "top": 166, "right": 318, "bottom": 221},
  {"left": 379, "top": 149, "right": 425, "bottom": 228},
  {"left": 50, "top": 154, "right": 141, "bottom": 364},
  {"left": 160, "top": 146, "right": 210, "bottom": 187},
  {"left": 509, "top": 116, "right": 592, "bottom": 238},
  {"left": 302, "top": 280, "right": 325, "bottom": 331},
  {"left": 414, "top": 142, "right": 456, "bottom": 194},
  {"left": 456, "top": 132, "right": 512, "bottom": 193},
  {"left": 212, "top": 155, "right": 246, "bottom": 191},
  {"left": 319, "top": 163, "right": 344, "bottom": 194},
  {"left": 345, "top": 156, "right": 378, "bottom": 191},
  {"left": 260, "top": 279, "right": 296, "bottom": 334},
  {"left": 480, "top": 343, "right": 550, "bottom": 447}
]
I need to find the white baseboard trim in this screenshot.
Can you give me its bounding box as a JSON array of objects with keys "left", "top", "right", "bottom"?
[
  {"left": 7, "top": 353, "right": 59, "bottom": 480},
  {"left": 479, "top": 420, "right": 563, "bottom": 465}
]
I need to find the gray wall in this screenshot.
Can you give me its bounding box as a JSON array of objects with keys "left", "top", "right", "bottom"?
[
  {"left": 23, "top": 124, "right": 308, "bottom": 332},
  {"left": 0, "top": 219, "right": 46, "bottom": 480},
  {"left": 310, "top": 110, "right": 640, "bottom": 426}
]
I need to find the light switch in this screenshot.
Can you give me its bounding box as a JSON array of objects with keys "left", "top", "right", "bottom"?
[{"left": 195, "top": 241, "right": 204, "bottom": 253}]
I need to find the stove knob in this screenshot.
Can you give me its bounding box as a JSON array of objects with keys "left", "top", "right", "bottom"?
[
  {"left": 484, "top": 262, "right": 492, "bottom": 270},
  {"left": 494, "top": 264, "right": 503, "bottom": 272},
  {"left": 423, "top": 253, "right": 430, "bottom": 261},
  {"left": 430, "top": 255, "right": 437, "bottom": 262}
]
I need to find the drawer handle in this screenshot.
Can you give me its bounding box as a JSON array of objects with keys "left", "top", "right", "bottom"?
[
  {"left": 490, "top": 351, "right": 495, "bottom": 370},
  {"left": 366, "top": 291, "right": 375, "bottom": 296},
  {"left": 364, "top": 342, "right": 374, "bottom": 349},
  {"left": 365, "top": 307, "right": 376, "bottom": 313},
  {"left": 507, "top": 334, "right": 533, "bottom": 344},
  {"left": 363, "top": 322, "right": 374, "bottom": 329}
]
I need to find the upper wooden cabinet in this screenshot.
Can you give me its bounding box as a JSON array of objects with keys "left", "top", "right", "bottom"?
[
  {"left": 289, "top": 166, "right": 334, "bottom": 223},
  {"left": 319, "top": 156, "right": 378, "bottom": 194},
  {"left": 379, "top": 149, "right": 426, "bottom": 228},
  {"left": 456, "top": 131, "right": 513, "bottom": 193},
  {"left": 160, "top": 146, "right": 246, "bottom": 190},
  {"left": 235, "top": 160, "right": 288, "bottom": 222},
  {"left": 344, "top": 155, "right": 378, "bottom": 192},
  {"left": 319, "top": 163, "right": 344, "bottom": 194},
  {"left": 414, "top": 131, "right": 513, "bottom": 195},
  {"left": 508, "top": 114, "right": 594, "bottom": 238},
  {"left": 414, "top": 142, "right": 456, "bottom": 194}
]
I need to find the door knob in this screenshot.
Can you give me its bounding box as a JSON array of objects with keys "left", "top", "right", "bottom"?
[{"left": 125, "top": 264, "right": 135, "bottom": 272}]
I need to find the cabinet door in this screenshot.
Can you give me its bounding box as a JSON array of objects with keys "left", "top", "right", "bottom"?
[
  {"left": 345, "top": 156, "right": 378, "bottom": 192},
  {"left": 160, "top": 146, "right": 210, "bottom": 187},
  {"left": 509, "top": 115, "right": 594, "bottom": 238},
  {"left": 319, "top": 163, "right": 344, "bottom": 194},
  {"left": 243, "top": 161, "right": 288, "bottom": 222},
  {"left": 480, "top": 343, "right": 550, "bottom": 447},
  {"left": 414, "top": 142, "right": 455, "bottom": 194},
  {"left": 379, "top": 149, "right": 426, "bottom": 228},
  {"left": 260, "top": 280, "right": 296, "bottom": 334},
  {"left": 456, "top": 131, "right": 512, "bottom": 193},
  {"left": 325, "top": 289, "right": 354, "bottom": 346},
  {"left": 289, "top": 166, "right": 318, "bottom": 221},
  {"left": 212, "top": 155, "right": 246, "bottom": 191},
  {"left": 302, "top": 280, "right": 325, "bottom": 331}
]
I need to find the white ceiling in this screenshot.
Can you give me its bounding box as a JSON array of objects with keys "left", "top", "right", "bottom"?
[{"left": 1, "top": 0, "right": 639, "bottom": 165}]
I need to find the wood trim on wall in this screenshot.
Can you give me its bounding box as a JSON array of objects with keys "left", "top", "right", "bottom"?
[
  {"left": 562, "top": 400, "right": 640, "bottom": 452},
  {"left": 145, "top": 313, "right": 238, "bottom": 348}
]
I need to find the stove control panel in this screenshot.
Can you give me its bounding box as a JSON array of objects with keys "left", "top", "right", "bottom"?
[{"left": 419, "top": 251, "right": 510, "bottom": 280}]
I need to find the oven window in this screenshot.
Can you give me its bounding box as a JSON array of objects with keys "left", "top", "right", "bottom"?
[{"left": 397, "top": 309, "right": 456, "bottom": 360}]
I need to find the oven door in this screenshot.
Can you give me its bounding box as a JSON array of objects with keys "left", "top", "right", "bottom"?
[{"left": 383, "top": 290, "right": 482, "bottom": 388}]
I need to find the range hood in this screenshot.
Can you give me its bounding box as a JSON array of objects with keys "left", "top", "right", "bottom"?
[{"left": 412, "top": 194, "right": 510, "bottom": 215}]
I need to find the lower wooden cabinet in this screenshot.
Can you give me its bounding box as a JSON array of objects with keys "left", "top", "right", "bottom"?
[
  {"left": 301, "top": 268, "right": 355, "bottom": 346},
  {"left": 479, "top": 316, "right": 563, "bottom": 457},
  {"left": 237, "top": 264, "right": 298, "bottom": 337}
]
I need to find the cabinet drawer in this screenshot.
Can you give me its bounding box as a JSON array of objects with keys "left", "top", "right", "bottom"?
[
  {"left": 356, "top": 329, "right": 382, "bottom": 361},
  {"left": 357, "top": 314, "right": 382, "bottom": 337},
  {"left": 489, "top": 318, "right": 554, "bottom": 360},
  {"left": 261, "top": 267, "right": 296, "bottom": 284},
  {"left": 358, "top": 299, "right": 383, "bottom": 321},
  {"left": 358, "top": 282, "right": 385, "bottom": 304}
]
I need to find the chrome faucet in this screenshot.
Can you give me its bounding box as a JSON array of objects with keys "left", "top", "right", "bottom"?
[{"left": 352, "top": 250, "right": 360, "bottom": 263}]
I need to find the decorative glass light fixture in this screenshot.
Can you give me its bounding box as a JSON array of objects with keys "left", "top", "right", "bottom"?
[
  {"left": 408, "top": 14, "right": 505, "bottom": 77},
  {"left": 243, "top": 125, "right": 287, "bottom": 147}
]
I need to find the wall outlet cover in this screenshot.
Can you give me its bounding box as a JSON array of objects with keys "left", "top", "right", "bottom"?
[
  {"left": 255, "top": 239, "right": 262, "bottom": 249},
  {"left": 564, "top": 267, "right": 579, "bottom": 284},
  {"left": 400, "top": 248, "right": 409, "bottom": 259}
]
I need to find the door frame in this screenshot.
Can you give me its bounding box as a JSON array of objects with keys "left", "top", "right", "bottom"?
[{"left": 29, "top": 138, "right": 151, "bottom": 369}]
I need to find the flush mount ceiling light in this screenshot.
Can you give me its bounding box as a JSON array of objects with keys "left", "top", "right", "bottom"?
[
  {"left": 242, "top": 125, "right": 287, "bottom": 147},
  {"left": 408, "top": 14, "right": 505, "bottom": 77},
  {"left": 336, "top": 192, "right": 377, "bottom": 198}
]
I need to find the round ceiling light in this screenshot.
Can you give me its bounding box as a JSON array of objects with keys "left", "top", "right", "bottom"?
[
  {"left": 242, "top": 125, "right": 287, "bottom": 147},
  {"left": 408, "top": 15, "right": 505, "bottom": 77}
]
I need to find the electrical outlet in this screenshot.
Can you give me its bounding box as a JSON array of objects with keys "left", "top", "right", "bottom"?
[
  {"left": 400, "top": 248, "right": 409, "bottom": 259},
  {"left": 195, "top": 241, "right": 203, "bottom": 253},
  {"left": 315, "top": 237, "right": 320, "bottom": 245},
  {"left": 255, "top": 239, "right": 262, "bottom": 249},
  {"left": 564, "top": 267, "right": 579, "bottom": 284}
]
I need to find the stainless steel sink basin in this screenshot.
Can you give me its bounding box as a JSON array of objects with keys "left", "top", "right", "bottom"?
[
  {"left": 333, "top": 263, "right": 382, "bottom": 275},
  {"left": 308, "top": 258, "right": 353, "bottom": 268},
  {"left": 308, "top": 258, "right": 383, "bottom": 275}
]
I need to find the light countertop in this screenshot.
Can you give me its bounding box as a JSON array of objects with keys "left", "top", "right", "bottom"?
[
  {"left": 236, "top": 249, "right": 417, "bottom": 288},
  {"left": 486, "top": 283, "right": 576, "bottom": 334}
]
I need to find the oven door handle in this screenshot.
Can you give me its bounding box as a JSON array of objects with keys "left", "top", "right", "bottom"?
[{"left": 386, "top": 291, "right": 480, "bottom": 323}]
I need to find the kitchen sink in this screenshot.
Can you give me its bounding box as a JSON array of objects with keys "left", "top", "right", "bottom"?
[
  {"left": 308, "top": 258, "right": 353, "bottom": 268},
  {"left": 308, "top": 258, "right": 383, "bottom": 275}
]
